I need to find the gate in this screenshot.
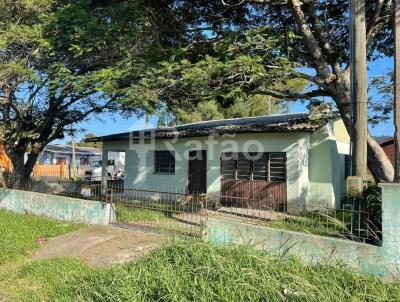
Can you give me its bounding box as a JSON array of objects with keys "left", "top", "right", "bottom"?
[{"left": 108, "top": 185, "right": 207, "bottom": 237}]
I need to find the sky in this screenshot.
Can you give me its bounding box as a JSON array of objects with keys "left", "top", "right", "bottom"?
[{"left": 62, "top": 56, "right": 395, "bottom": 144}]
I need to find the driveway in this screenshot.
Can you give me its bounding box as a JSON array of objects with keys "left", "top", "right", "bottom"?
[{"left": 32, "top": 225, "right": 167, "bottom": 266}]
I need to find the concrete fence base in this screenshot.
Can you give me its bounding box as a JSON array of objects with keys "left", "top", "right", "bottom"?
[
  {"left": 208, "top": 183, "right": 400, "bottom": 280},
  {"left": 0, "top": 188, "right": 114, "bottom": 225}
]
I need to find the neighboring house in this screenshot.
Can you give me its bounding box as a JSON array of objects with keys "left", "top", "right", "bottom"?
[
  {"left": 87, "top": 109, "right": 350, "bottom": 212},
  {"left": 0, "top": 140, "right": 13, "bottom": 172},
  {"left": 38, "top": 144, "right": 101, "bottom": 166},
  {"left": 379, "top": 138, "right": 395, "bottom": 166}
]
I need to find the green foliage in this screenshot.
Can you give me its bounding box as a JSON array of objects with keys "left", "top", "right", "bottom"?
[
  {"left": 68, "top": 133, "right": 102, "bottom": 148},
  {"left": 116, "top": 204, "right": 168, "bottom": 223},
  {"left": 0, "top": 209, "right": 82, "bottom": 264},
  {"left": 0, "top": 210, "right": 398, "bottom": 301},
  {"left": 8, "top": 240, "right": 398, "bottom": 302},
  {"left": 0, "top": 0, "right": 177, "bottom": 177},
  {"left": 123, "top": 1, "right": 393, "bottom": 128},
  {"left": 268, "top": 211, "right": 352, "bottom": 237},
  {"left": 369, "top": 71, "right": 394, "bottom": 126},
  {"left": 127, "top": 26, "right": 306, "bottom": 125},
  {"left": 364, "top": 184, "right": 383, "bottom": 240}
]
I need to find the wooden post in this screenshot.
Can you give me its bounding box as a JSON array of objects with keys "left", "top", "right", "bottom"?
[
  {"left": 350, "top": 0, "right": 368, "bottom": 181},
  {"left": 394, "top": 0, "right": 400, "bottom": 182},
  {"left": 71, "top": 137, "right": 77, "bottom": 180}
]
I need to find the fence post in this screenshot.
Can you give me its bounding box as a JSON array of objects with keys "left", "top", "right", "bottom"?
[
  {"left": 200, "top": 193, "right": 208, "bottom": 241},
  {"left": 107, "top": 184, "right": 116, "bottom": 223}
]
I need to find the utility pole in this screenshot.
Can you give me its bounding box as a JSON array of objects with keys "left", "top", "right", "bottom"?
[
  {"left": 394, "top": 0, "right": 400, "bottom": 182},
  {"left": 71, "top": 137, "right": 77, "bottom": 181},
  {"left": 350, "top": 0, "right": 368, "bottom": 181}
]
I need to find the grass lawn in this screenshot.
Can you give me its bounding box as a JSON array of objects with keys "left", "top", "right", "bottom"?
[
  {"left": 116, "top": 204, "right": 169, "bottom": 224},
  {"left": 1, "top": 209, "right": 399, "bottom": 301},
  {"left": 0, "top": 209, "right": 82, "bottom": 264}
]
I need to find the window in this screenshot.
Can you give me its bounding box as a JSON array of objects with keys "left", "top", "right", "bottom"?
[
  {"left": 56, "top": 157, "right": 66, "bottom": 165},
  {"left": 268, "top": 153, "right": 286, "bottom": 182},
  {"left": 221, "top": 153, "right": 236, "bottom": 179},
  {"left": 221, "top": 152, "right": 286, "bottom": 182},
  {"left": 252, "top": 153, "right": 269, "bottom": 181},
  {"left": 154, "top": 150, "right": 175, "bottom": 174},
  {"left": 80, "top": 157, "right": 89, "bottom": 165}
]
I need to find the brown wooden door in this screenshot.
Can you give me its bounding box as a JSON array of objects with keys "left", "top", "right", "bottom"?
[{"left": 188, "top": 150, "right": 207, "bottom": 194}]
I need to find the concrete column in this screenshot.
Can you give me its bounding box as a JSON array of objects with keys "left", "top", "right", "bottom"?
[
  {"left": 379, "top": 183, "right": 400, "bottom": 275},
  {"left": 101, "top": 149, "right": 108, "bottom": 196}
]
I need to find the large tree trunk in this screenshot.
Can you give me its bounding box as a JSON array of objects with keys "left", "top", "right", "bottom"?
[
  {"left": 333, "top": 79, "right": 394, "bottom": 183},
  {"left": 367, "top": 135, "right": 394, "bottom": 182},
  {"left": 7, "top": 149, "right": 29, "bottom": 189},
  {"left": 4, "top": 143, "right": 42, "bottom": 188}
]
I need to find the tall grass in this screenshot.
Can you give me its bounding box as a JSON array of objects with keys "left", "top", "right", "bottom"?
[
  {"left": 36, "top": 240, "right": 399, "bottom": 302},
  {"left": 1, "top": 209, "right": 399, "bottom": 301},
  {"left": 267, "top": 211, "right": 352, "bottom": 237}
]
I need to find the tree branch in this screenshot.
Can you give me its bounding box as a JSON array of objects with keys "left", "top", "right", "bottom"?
[
  {"left": 251, "top": 88, "right": 330, "bottom": 100},
  {"left": 289, "top": 0, "right": 332, "bottom": 78},
  {"left": 366, "top": 0, "right": 392, "bottom": 43},
  {"left": 25, "top": 78, "right": 48, "bottom": 110}
]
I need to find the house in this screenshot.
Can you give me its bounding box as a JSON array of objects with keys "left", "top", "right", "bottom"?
[
  {"left": 87, "top": 109, "right": 350, "bottom": 212},
  {"left": 38, "top": 144, "right": 101, "bottom": 166},
  {"left": 0, "top": 140, "right": 13, "bottom": 172},
  {"left": 379, "top": 138, "right": 395, "bottom": 166}
]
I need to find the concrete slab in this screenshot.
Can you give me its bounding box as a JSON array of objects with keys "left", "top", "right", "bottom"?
[{"left": 31, "top": 225, "right": 167, "bottom": 266}]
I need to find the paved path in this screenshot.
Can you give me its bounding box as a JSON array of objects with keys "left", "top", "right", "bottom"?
[{"left": 32, "top": 225, "right": 167, "bottom": 266}]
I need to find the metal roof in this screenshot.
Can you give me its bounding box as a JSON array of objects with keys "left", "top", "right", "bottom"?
[
  {"left": 43, "top": 144, "right": 101, "bottom": 156},
  {"left": 86, "top": 112, "right": 340, "bottom": 142},
  {"left": 378, "top": 137, "right": 394, "bottom": 146}
]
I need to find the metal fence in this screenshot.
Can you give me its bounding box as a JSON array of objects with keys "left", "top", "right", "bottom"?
[
  {"left": 207, "top": 194, "right": 381, "bottom": 245},
  {"left": 108, "top": 185, "right": 207, "bottom": 237},
  {"left": 2, "top": 173, "right": 381, "bottom": 244},
  {"left": 3, "top": 172, "right": 104, "bottom": 201}
]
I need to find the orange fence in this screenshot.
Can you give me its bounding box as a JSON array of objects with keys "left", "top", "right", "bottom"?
[
  {"left": 32, "top": 164, "right": 68, "bottom": 177},
  {"left": 32, "top": 164, "right": 91, "bottom": 178},
  {"left": 0, "top": 141, "right": 13, "bottom": 172}
]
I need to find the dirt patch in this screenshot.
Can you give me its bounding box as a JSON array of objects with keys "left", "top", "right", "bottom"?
[{"left": 32, "top": 225, "right": 167, "bottom": 266}]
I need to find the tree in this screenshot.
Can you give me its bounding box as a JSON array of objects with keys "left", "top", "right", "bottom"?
[
  {"left": 130, "top": 27, "right": 306, "bottom": 126},
  {"left": 157, "top": 96, "right": 290, "bottom": 126},
  {"left": 369, "top": 71, "right": 394, "bottom": 126},
  {"left": 129, "top": 0, "right": 394, "bottom": 182},
  {"left": 0, "top": 0, "right": 176, "bottom": 181},
  {"left": 68, "top": 133, "right": 103, "bottom": 148}
]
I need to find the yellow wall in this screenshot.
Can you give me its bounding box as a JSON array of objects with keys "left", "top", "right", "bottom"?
[{"left": 333, "top": 119, "right": 350, "bottom": 144}]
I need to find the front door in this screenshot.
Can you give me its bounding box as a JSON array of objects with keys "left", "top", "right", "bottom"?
[{"left": 188, "top": 150, "right": 207, "bottom": 194}]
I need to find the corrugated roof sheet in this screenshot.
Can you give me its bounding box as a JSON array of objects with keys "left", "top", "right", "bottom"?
[
  {"left": 86, "top": 112, "right": 340, "bottom": 142},
  {"left": 44, "top": 144, "right": 101, "bottom": 156}
]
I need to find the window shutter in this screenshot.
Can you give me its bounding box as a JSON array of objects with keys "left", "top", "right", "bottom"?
[
  {"left": 221, "top": 152, "right": 236, "bottom": 179},
  {"left": 269, "top": 153, "right": 286, "bottom": 182}
]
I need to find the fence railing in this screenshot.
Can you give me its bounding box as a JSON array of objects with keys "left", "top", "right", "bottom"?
[
  {"left": 3, "top": 172, "right": 105, "bottom": 201},
  {"left": 1, "top": 173, "right": 381, "bottom": 244},
  {"left": 108, "top": 185, "right": 207, "bottom": 236},
  {"left": 208, "top": 194, "right": 380, "bottom": 244}
]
